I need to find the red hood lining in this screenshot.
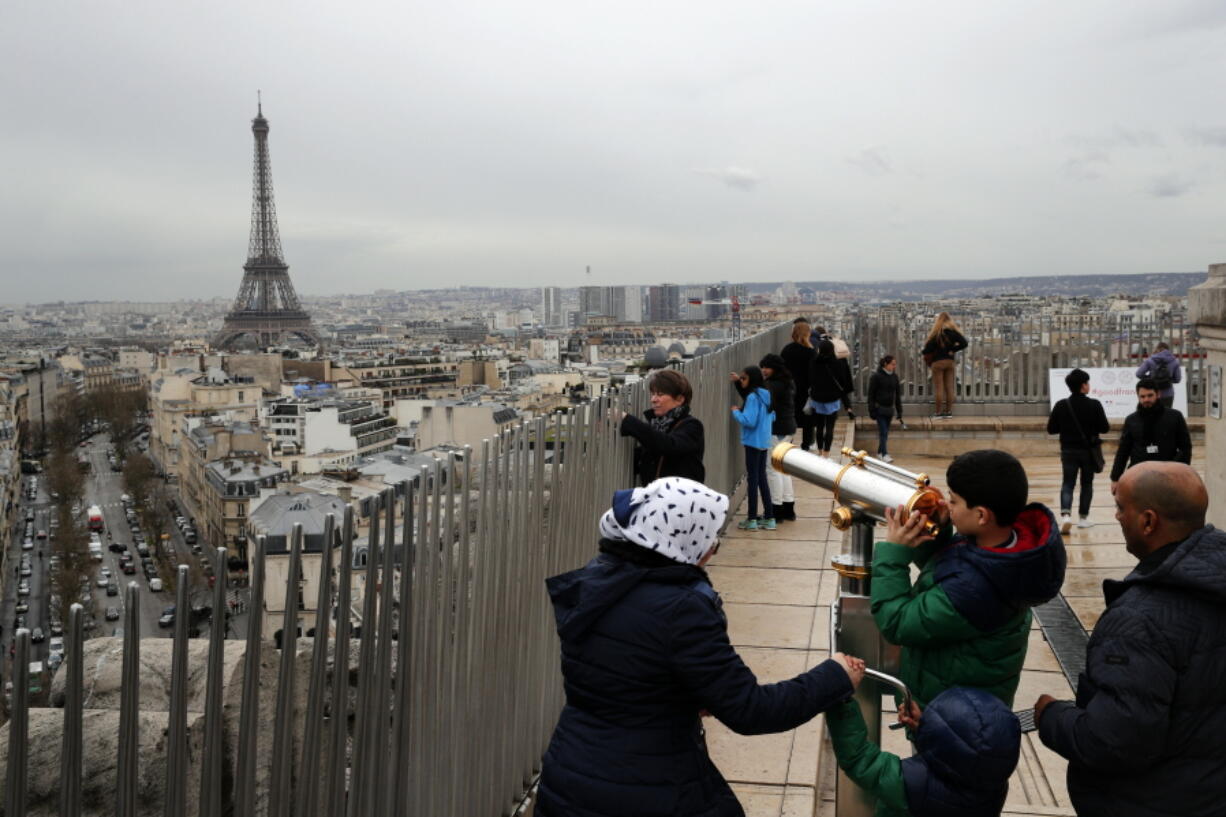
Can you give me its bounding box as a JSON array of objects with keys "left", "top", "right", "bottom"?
[{"left": 979, "top": 507, "right": 1052, "bottom": 553}]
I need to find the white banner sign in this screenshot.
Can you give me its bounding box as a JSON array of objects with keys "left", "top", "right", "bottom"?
[{"left": 1049, "top": 367, "right": 1188, "bottom": 419}]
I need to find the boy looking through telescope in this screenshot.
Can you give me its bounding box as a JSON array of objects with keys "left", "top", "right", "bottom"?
[{"left": 873, "top": 450, "right": 1067, "bottom": 709}]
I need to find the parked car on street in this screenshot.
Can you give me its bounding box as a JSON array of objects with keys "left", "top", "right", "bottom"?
[
  {"left": 105, "top": 607, "right": 120, "bottom": 621},
  {"left": 149, "top": 578, "right": 163, "bottom": 592}
]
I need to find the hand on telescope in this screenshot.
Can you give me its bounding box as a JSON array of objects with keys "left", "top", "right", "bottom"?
[
  {"left": 885, "top": 505, "right": 936, "bottom": 549},
  {"left": 833, "top": 652, "right": 866, "bottom": 689}
]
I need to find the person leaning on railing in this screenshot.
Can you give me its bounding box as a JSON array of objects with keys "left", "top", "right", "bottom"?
[
  {"left": 617, "top": 369, "right": 705, "bottom": 487},
  {"left": 537, "top": 478, "right": 865, "bottom": 817},
  {"left": 781, "top": 320, "right": 817, "bottom": 450}
]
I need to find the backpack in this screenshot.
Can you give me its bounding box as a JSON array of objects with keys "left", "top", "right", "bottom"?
[{"left": 1149, "top": 357, "right": 1173, "bottom": 391}]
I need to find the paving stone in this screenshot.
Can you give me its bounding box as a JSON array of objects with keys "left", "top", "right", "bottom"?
[
  {"left": 1060, "top": 567, "right": 1129, "bottom": 597},
  {"left": 724, "top": 602, "right": 816, "bottom": 650},
  {"left": 1024, "top": 629, "right": 1064, "bottom": 673},
  {"left": 807, "top": 606, "right": 832, "bottom": 651},
  {"left": 1063, "top": 544, "right": 1136, "bottom": 568},
  {"left": 707, "top": 566, "right": 822, "bottom": 606},
  {"left": 729, "top": 783, "right": 817, "bottom": 817},
  {"left": 1066, "top": 595, "right": 1106, "bottom": 631},
  {"left": 711, "top": 539, "right": 827, "bottom": 569}
]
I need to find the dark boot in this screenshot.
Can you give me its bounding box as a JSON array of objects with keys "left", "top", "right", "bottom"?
[
  {"left": 772, "top": 504, "right": 786, "bottom": 520},
  {"left": 780, "top": 501, "right": 797, "bottom": 521}
]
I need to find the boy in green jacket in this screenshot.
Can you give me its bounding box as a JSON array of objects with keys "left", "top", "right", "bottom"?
[
  {"left": 827, "top": 686, "right": 1021, "bottom": 817},
  {"left": 873, "top": 450, "right": 1066, "bottom": 708}
]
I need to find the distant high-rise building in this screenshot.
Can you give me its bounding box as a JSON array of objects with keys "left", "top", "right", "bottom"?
[
  {"left": 579, "top": 285, "right": 611, "bottom": 321},
  {"left": 541, "top": 287, "right": 563, "bottom": 327},
  {"left": 611, "top": 286, "right": 642, "bottom": 323},
  {"left": 705, "top": 285, "right": 729, "bottom": 321},
  {"left": 648, "top": 284, "right": 681, "bottom": 322}
]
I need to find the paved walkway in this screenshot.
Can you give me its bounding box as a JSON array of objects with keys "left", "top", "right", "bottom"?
[{"left": 706, "top": 431, "right": 1206, "bottom": 817}]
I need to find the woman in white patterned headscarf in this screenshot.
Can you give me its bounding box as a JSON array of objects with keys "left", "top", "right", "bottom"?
[{"left": 538, "top": 477, "right": 865, "bottom": 817}]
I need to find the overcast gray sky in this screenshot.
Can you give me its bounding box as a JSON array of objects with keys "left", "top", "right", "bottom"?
[{"left": 4, "top": 1, "right": 1226, "bottom": 302}]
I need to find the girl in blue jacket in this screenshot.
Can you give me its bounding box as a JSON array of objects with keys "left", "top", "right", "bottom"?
[{"left": 731, "top": 365, "right": 775, "bottom": 530}]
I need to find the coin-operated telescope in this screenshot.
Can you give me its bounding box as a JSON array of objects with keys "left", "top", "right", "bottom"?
[{"left": 771, "top": 443, "right": 945, "bottom": 817}]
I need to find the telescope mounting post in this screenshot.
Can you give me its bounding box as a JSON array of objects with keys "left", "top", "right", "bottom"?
[{"left": 830, "top": 511, "right": 899, "bottom": 817}]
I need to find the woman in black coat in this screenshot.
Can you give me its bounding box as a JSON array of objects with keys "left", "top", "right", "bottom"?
[
  {"left": 619, "top": 369, "right": 705, "bottom": 486},
  {"left": 866, "top": 355, "right": 904, "bottom": 462},
  {"left": 921, "top": 312, "right": 968, "bottom": 419},
  {"left": 807, "top": 340, "right": 855, "bottom": 458},
  {"left": 538, "top": 478, "right": 863, "bottom": 817},
  {"left": 780, "top": 321, "right": 817, "bottom": 450},
  {"left": 759, "top": 353, "right": 798, "bottom": 520}
]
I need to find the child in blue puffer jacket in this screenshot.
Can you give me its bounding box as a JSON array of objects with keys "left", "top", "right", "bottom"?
[
  {"left": 731, "top": 365, "right": 775, "bottom": 531},
  {"left": 827, "top": 686, "right": 1021, "bottom": 817}
]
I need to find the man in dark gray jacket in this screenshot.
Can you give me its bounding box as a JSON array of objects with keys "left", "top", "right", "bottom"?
[{"left": 1034, "top": 462, "right": 1226, "bottom": 817}]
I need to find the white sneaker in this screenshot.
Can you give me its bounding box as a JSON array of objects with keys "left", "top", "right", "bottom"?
[
  {"left": 879, "top": 453, "right": 895, "bottom": 463},
  {"left": 1078, "top": 517, "right": 1094, "bottom": 529},
  {"left": 1060, "top": 514, "right": 1072, "bottom": 535}
]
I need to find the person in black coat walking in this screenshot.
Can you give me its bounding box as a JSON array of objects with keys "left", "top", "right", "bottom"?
[
  {"left": 1047, "top": 368, "right": 1110, "bottom": 533},
  {"left": 1109, "top": 378, "right": 1192, "bottom": 491},
  {"left": 759, "top": 353, "right": 797, "bottom": 520},
  {"left": 781, "top": 321, "right": 817, "bottom": 450},
  {"left": 1036, "top": 462, "right": 1226, "bottom": 817},
  {"left": 866, "top": 355, "right": 905, "bottom": 463},
  {"left": 538, "top": 478, "right": 865, "bottom": 817},
  {"left": 619, "top": 369, "right": 705, "bottom": 487},
  {"left": 807, "top": 340, "right": 855, "bottom": 458}
]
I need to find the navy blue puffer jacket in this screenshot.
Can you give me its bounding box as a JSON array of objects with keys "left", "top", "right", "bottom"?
[
  {"left": 902, "top": 687, "right": 1020, "bottom": 817},
  {"left": 538, "top": 546, "right": 854, "bottom": 817},
  {"left": 1039, "top": 525, "right": 1226, "bottom": 817}
]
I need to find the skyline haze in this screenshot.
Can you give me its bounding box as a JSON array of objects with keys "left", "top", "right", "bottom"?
[{"left": 4, "top": 1, "right": 1226, "bottom": 302}]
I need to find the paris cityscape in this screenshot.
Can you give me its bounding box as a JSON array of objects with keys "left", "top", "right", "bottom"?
[{"left": 3, "top": 2, "right": 1226, "bottom": 815}]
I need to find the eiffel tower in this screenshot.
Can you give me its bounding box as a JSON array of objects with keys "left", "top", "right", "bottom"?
[{"left": 215, "top": 101, "right": 322, "bottom": 350}]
